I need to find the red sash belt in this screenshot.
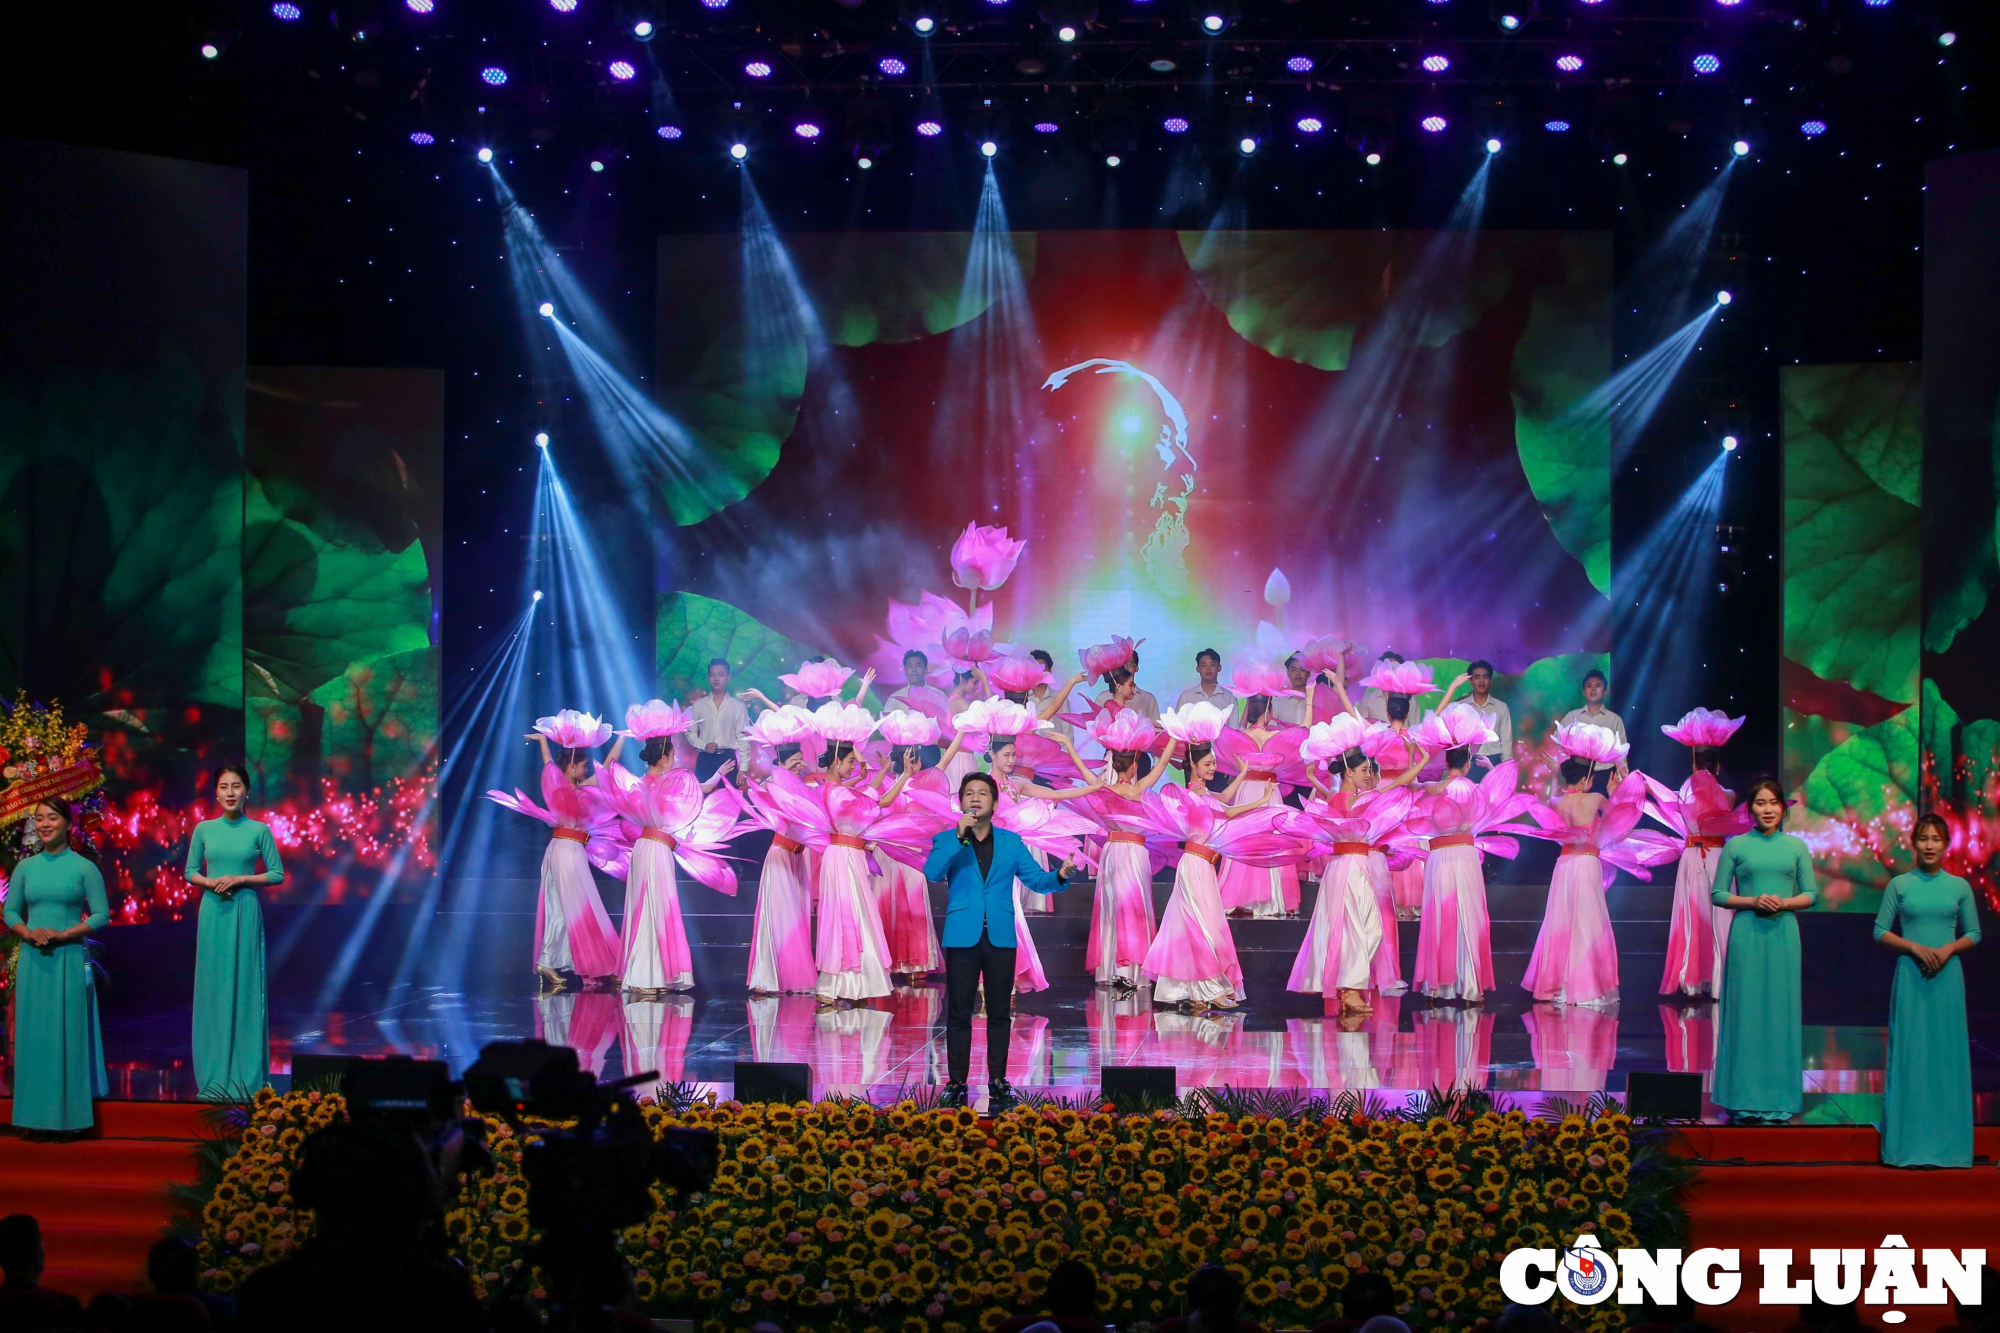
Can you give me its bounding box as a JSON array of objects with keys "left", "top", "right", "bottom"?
[
  {"left": 640, "top": 828, "right": 678, "bottom": 850},
  {"left": 1107, "top": 831, "right": 1148, "bottom": 846},
  {"left": 772, "top": 833, "right": 805, "bottom": 855},
  {"left": 1559, "top": 843, "right": 1601, "bottom": 858},
  {"left": 1371, "top": 843, "right": 1393, "bottom": 856},
  {"left": 552, "top": 827, "right": 590, "bottom": 845},
  {"left": 1181, "top": 841, "right": 1221, "bottom": 866},
  {"left": 829, "top": 833, "right": 870, "bottom": 851},
  {"left": 1243, "top": 769, "right": 1278, "bottom": 784},
  {"left": 1332, "top": 841, "right": 1374, "bottom": 857},
  {"left": 1686, "top": 835, "right": 1726, "bottom": 850},
  {"left": 1430, "top": 833, "right": 1477, "bottom": 849}
]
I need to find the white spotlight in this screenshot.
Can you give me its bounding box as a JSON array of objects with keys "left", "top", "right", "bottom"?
[
  {"left": 589, "top": 159, "right": 604, "bottom": 172},
  {"left": 532, "top": 589, "right": 544, "bottom": 602},
  {"left": 1485, "top": 137, "right": 1502, "bottom": 154},
  {"left": 1202, "top": 14, "right": 1225, "bottom": 32},
  {"left": 633, "top": 19, "right": 655, "bottom": 38},
  {"left": 914, "top": 15, "right": 934, "bottom": 32},
  {"left": 1732, "top": 139, "right": 1751, "bottom": 157},
  {"left": 857, "top": 156, "right": 874, "bottom": 169},
  {"left": 1716, "top": 289, "right": 1733, "bottom": 305},
  {"left": 981, "top": 140, "right": 998, "bottom": 157},
  {"left": 201, "top": 42, "right": 221, "bottom": 58},
  {"left": 1939, "top": 31, "right": 1957, "bottom": 46},
  {"left": 1721, "top": 435, "right": 1739, "bottom": 452},
  {"left": 1106, "top": 154, "right": 1121, "bottom": 167},
  {"left": 1057, "top": 24, "right": 1076, "bottom": 41},
  {"left": 1238, "top": 136, "right": 1258, "bottom": 156},
  {"left": 535, "top": 432, "right": 550, "bottom": 448},
  {"left": 1498, "top": 13, "right": 1521, "bottom": 29},
  {"left": 730, "top": 142, "right": 748, "bottom": 160},
  {"left": 1612, "top": 152, "right": 1629, "bottom": 165},
  {"left": 538, "top": 301, "right": 555, "bottom": 317},
  {"left": 1365, "top": 151, "right": 1382, "bottom": 165},
  {"left": 477, "top": 146, "right": 494, "bottom": 163}
]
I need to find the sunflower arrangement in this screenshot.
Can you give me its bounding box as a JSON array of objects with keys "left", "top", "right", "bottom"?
[{"left": 195, "top": 1087, "right": 1677, "bottom": 1333}]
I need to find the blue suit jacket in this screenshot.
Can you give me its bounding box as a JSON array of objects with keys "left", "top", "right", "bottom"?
[{"left": 922, "top": 825, "right": 1067, "bottom": 949}]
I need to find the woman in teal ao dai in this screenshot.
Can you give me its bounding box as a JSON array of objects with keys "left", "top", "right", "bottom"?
[
  {"left": 4, "top": 797, "right": 109, "bottom": 1134},
  {"left": 1708, "top": 778, "right": 1819, "bottom": 1122},
  {"left": 1874, "top": 813, "right": 1980, "bottom": 1167},
  {"left": 186, "top": 766, "right": 285, "bottom": 1100}
]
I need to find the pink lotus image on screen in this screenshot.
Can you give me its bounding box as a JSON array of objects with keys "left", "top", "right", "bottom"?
[
  {"left": 1297, "top": 636, "right": 1362, "bottom": 679},
  {"left": 809, "top": 701, "right": 879, "bottom": 743},
  {"left": 1357, "top": 660, "right": 1436, "bottom": 695},
  {"left": 744, "top": 705, "right": 818, "bottom": 747},
  {"left": 533, "top": 708, "right": 615, "bottom": 749},
  {"left": 1263, "top": 567, "right": 1292, "bottom": 607},
  {"left": 1300, "top": 714, "right": 1381, "bottom": 762},
  {"left": 1411, "top": 701, "right": 1500, "bottom": 752},
  {"left": 984, "top": 653, "right": 1052, "bottom": 694},
  {"left": 1552, "top": 720, "right": 1631, "bottom": 766},
  {"left": 620, "top": 698, "right": 697, "bottom": 740},
  {"left": 779, "top": 659, "right": 854, "bottom": 700},
  {"left": 1660, "top": 706, "right": 1746, "bottom": 749},
  {"left": 942, "top": 626, "right": 1005, "bottom": 668},
  {"left": 878, "top": 710, "right": 942, "bottom": 747},
  {"left": 949, "top": 521, "right": 1027, "bottom": 592},
  {"left": 1079, "top": 636, "right": 1143, "bottom": 681},
  {"left": 1231, "top": 661, "right": 1302, "bottom": 698},
  {"left": 1092, "top": 707, "right": 1159, "bottom": 753},
  {"left": 1160, "top": 700, "right": 1231, "bottom": 744}
]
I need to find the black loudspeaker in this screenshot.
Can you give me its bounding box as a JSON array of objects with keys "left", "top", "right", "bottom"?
[
  {"left": 291, "top": 1054, "right": 455, "bottom": 1120},
  {"left": 1626, "top": 1070, "right": 1704, "bottom": 1121},
  {"left": 735, "top": 1061, "right": 811, "bottom": 1106},
  {"left": 1101, "top": 1066, "right": 1176, "bottom": 1105},
  {"left": 289, "top": 1053, "right": 365, "bottom": 1091}
]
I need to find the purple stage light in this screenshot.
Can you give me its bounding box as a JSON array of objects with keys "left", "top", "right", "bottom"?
[
  {"left": 1033, "top": 121, "right": 1060, "bottom": 134},
  {"left": 1421, "top": 54, "right": 1451, "bottom": 73},
  {"left": 1801, "top": 119, "right": 1826, "bottom": 136},
  {"left": 702, "top": 0, "right": 730, "bottom": 7},
  {"left": 656, "top": 124, "right": 683, "bottom": 139},
  {"left": 879, "top": 55, "right": 907, "bottom": 75},
  {"left": 608, "top": 60, "right": 636, "bottom": 80},
  {"left": 745, "top": 60, "right": 773, "bottom": 77},
  {"left": 1287, "top": 55, "right": 1314, "bottom": 73},
  {"left": 1296, "top": 116, "right": 1324, "bottom": 133},
  {"left": 480, "top": 66, "right": 509, "bottom": 85},
  {"left": 1863, "top": 0, "right": 1889, "bottom": 6},
  {"left": 1163, "top": 116, "right": 1190, "bottom": 133},
  {"left": 549, "top": 0, "right": 577, "bottom": 9},
  {"left": 1555, "top": 53, "right": 1583, "bottom": 71},
  {"left": 409, "top": 130, "right": 436, "bottom": 144},
  {"left": 794, "top": 122, "right": 822, "bottom": 138},
  {"left": 916, "top": 119, "right": 943, "bottom": 136},
  {"left": 272, "top": 1, "right": 303, "bottom": 18},
  {"left": 1421, "top": 115, "right": 1448, "bottom": 133},
  {"left": 1692, "top": 53, "right": 1720, "bottom": 74},
  {"left": 1545, "top": 119, "right": 1571, "bottom": 132},
  {"left": 1715, "top": 0, "right": 1743, "bottom": 5},
  {"left": 406, "top": 0, "right": 434, "bottom": 11}
]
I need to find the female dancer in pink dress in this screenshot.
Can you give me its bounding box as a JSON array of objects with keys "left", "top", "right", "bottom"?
[
  {"left": 1136, "top": 708, "right": 1291, "bottom": 1013},
  {"left": 1340, "top": 660, "right": 1436, "bottom": 918},
  {"left": 598, "top": 700, "right": 750, "bottom": 997},
  {"left": 741, "top": 710, "right": 820, "bottom": 995},
  {"left": 1518, "top": 730, "right": 1676, "bottom": 1009},
  {"left": 1405, "top": 708, "right": 1545, "bottom": 1004},
  {"left": 487, "top": 710, "right": 626, "bottom": 992},
  {"left": 1216, "top": 664, "right": 1309, "bottom": 919},
  {"left": 760, "top": 705, "right": 935, "bottom": 1009},
  {"left": 872, "top": 711, "right": 948, "bottom": 978},
  {"left": 981, "top": 657, "right": 1092, "bottom": 916},
  {"left": 1078, "top": 709, "right": 1177, "bottom": 990},
  {"left": 1651, "top": 707, "right": 1749, "bottom": 997}
]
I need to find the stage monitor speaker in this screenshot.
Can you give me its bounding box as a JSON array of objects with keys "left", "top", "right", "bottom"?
[
  {"left": 345, "top": 1057, "right": 455, "bottom": 1121},
  {"left": 1625, "top": 1070, "right": 1704, "bottom": 1121},
  {"left": 1101, "top": 1066, "right": 1176, "bottom": 1105},
  {"left": 290, "top": 1053, "right": 365, "bottom": 1091},
  {"left": 735, "top": 1061, "right": 811, "bottom": 1106}
]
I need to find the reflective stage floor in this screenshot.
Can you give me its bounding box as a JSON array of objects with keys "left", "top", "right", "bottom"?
[{"left": 18, "top": 845, "right": 1993, "bottom": 1123}]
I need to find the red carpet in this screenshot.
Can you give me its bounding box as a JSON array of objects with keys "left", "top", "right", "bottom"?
[
  {"left": 0, "top": 1100, "right": 210, "bottom": 1300},
  {"left": 1677, "top": 1127, "right": 2000, "bottom": 1333}
]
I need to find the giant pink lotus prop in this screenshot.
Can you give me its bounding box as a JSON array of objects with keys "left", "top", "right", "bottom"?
[
  {"left": 1410, "top": 701, "right": 1499, "bottom": 752},
  {"left": 866, "top": 591, "right": 994, "bottom": 684},
  {"left": 809, "top": 701, "right": 879, "bottom": 744},
  {"left": 1357, "top": 661, "right": 1435, "bottom": 695},
  {"left": 956, "top": 698, "right": 1046, "bottom": 739},
  {"left": 1521, "top": 772, "right": 1681, "bottom": 887},
  {"left": 878, "top": 710, "right": 942, "bottom": 747},
  {"left": 1298, "top": 636, "right": 1367, "bottom": 681},
  {"left": 1092, "top": 708, "right": 1159, "bottom": 754},
  {"left": 779, "top": 659, "right": 854, "bottom": 701},
  {"left": 619, "top": 698, "right": 696, "bottom": 740},
  {"left": 950, "top": 522, "right": 1027, "bottom": 593},
  {"left": 594, "top": 765, "right": 754, "bottom": 895},
  {"left": 744, "top": 705, "right": 817, "bottom": 747},
  {"left": 533, "top": 708, "right": 615, "bottom": 749},
  {"left": 984, "top": 653, "right": 1052, "bottom": 694},
  {"left": 1077, "top": 636, "right": 1142, "bottom": 683},
  {"left": 1230, "top": 661, "right": 1302, "bottom": 698},
  {"left": 1661, "top": 707, "right": 1746, "bottom": 750},
  {"left": 1552, "top": 720, "right": 1630, "bottom": 767},
  {"left": 1300, "top": 714, "right": 1381, "bottom": 763},
  {"left": 1160, "top": 701, "right": 1231, "bottom": 744}
]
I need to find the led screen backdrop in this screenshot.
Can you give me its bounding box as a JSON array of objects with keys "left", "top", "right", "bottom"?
[
  {"left": 654, "top": 228, "right": 1612, "bottom": 768},
  {"left": 1779, "top": 362, "right": 1922, "bottom": 910}
]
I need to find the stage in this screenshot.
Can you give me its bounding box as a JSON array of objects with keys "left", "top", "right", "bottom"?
[{"left": 54, "top": 836, "right": 2000, "bottom": 1120}]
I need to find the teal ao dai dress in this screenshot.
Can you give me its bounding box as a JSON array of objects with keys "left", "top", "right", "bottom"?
[
  {"left": 188, "top": 813, "right": 285, "bottom": 1100},
  {"left": 1874, "top": 869, "right": 1980, "bottom": 1167},
  {"left": 4, "top": 848, "right": 109, "bottom": 1130},
  {"left": 1708, "top": 828, "right": 1819, "bottom": 1120}
]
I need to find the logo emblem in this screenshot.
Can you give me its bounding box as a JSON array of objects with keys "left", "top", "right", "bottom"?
[{"left": 1557, "top": 1235, "right": 1618, "bottom": 1304}]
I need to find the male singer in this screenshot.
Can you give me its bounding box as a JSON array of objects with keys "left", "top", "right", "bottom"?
[{"left": 922, "top": 772, "right": 1074, "bottom": 1112}]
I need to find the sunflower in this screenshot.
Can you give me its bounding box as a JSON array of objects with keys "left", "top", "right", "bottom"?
[
  {"left": 901, "top": 1319, "right": 930, "bottom": 1333},
  {"left": 853, "top": 1275, "right": 884, "bottom": 1302},
  {"left": 497, "top": 1215, "right": 529, "bottom": 1242},
  {"left": 1033, "top": 1239, "right": 1065, "bottom": 1267},
  {"left": 944, "top": 1234, "right": 974, "bottom": 1260},
  {"left": 1076, "top": 1199, "right": 1107, "bottom": 1226},
  {"left": 1238, "top": 1207, "right": 1271, "bottom": 1236},
  {"left": 868, "top": 1258, "right": 897, "bottom": 1283},
  {"left": 948, "top": 1281, "right": 976, "bottom": 1305},
  {"left": 942, "top": 1196, "right": 971, "bottom": 1222},
  {"left": 997, "top": 1230, "right": 1028, "bottom": 1257},
  {"left": 1300, "top": 1215, "right": 1335, "bottom": 1245},
  {"left": 979, "top": 1309, "right": 1009, "bottom": 1332},
  {"left": 863, "top": 1210, "right": 899, "bottom": 1242}
]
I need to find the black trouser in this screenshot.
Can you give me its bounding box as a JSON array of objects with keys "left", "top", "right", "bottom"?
[
  {"left": 944, "top": 927, "right": 1015, "bottom": 1085},
  {"left": 694, "top": 749, "right": 733, "bottom": 782}
]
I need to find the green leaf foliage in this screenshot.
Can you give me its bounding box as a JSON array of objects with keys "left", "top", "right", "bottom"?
[
  {"left": 1802, "top": 705, "right": 1918, "bottom": 823},
  {"left": 311, "top": 645, "right": 439, "bottom": 791},
  {"left": 1781, "top": 364, "right": 1922, "bottom": 705},
  {"left": 656, "top": 592, "right": 822, "bottom": 705}
]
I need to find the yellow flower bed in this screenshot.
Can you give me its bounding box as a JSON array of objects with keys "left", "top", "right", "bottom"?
[{"left": 198, "top": 1088, "right": 1660, "bottom": 1333}]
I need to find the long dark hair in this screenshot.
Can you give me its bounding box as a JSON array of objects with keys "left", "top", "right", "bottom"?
[{"left": 1243, "top": 695, "right": 1271, "bottom": 726}]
